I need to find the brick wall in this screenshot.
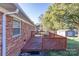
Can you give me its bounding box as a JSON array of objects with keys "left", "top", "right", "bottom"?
[
  {"left": 6, "top": 15, "right": 35, "bottom": 56},
  {"left": 0, "top": 12, "right": 2, "bottom": 56}
]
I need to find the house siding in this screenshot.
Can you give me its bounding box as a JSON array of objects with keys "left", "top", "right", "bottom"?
[
  {"left": 5, "top": 15, "right": 35, "bottom": 56},
  {"left": 0, "top": 12, "right": 3, "bottom": 56}
]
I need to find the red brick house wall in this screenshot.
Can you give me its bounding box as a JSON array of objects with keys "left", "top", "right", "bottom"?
[
  {"left": 6, "top": 15, "right": 35, "bottom": 56},
  {"left": 0, "top": 12, "right": 3, "bottom": 56},
  {"left": 0, "top": 9, "right": 35, "bottom": 56}
]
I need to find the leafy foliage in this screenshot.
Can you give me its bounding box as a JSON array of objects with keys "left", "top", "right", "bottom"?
[{"left": 40, "top": 3, "right": 79, "bottom": 31}]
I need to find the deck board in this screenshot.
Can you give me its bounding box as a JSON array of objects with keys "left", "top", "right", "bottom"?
[
  {"left": 21, "top": 35, "right": 42, "bottom": 52},
  {"left": 21, "top": 34, "right": 67, "bottom": 52}
]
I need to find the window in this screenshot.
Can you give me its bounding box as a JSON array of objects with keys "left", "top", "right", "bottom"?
[{"left": 13, "top": 18, "right": 21, "bottom": 37}]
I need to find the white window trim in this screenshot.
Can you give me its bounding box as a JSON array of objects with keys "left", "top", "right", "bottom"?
[{"left": 12, "top": 18, "right": 21, "bottom": 38}]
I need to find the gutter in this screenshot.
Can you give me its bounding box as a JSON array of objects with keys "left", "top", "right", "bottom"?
[{"left": 2, "top": 9, "right": 19, "bottom": 56}]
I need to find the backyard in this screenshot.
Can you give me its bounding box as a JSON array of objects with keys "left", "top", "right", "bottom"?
[
  {"left": 47, "top": 37, "right": 79, "bottom": 56},
  {"left": 1, "top": 3, "right": 79, "bottom": 56}
]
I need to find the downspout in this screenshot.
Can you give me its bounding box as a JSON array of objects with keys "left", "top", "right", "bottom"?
[
  {"left": 2, "top": 14, "right": 6, "bottom": 56},
  {"left": 2, "top": 9, "right": 19, "bottom": 56}
]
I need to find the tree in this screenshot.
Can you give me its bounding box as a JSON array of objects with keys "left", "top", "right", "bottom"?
[{"left": 40, "top": 3, "right": 79, "bottom": 31}]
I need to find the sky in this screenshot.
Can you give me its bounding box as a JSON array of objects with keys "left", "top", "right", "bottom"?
[{"left": 19, "top": 3, "right": 51, "bottom": 24}]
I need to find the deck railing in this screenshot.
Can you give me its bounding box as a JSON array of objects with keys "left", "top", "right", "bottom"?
[
  {"left": 42, "top": 32, "right": 67, "bottom": 50},
  {"left": 31, "top": 31, "right": 67, "bottom": 50},
  {"left": 21, "top": 31, "right": 67, "bottom": 52}
]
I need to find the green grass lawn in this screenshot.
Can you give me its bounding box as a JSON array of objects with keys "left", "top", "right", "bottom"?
[{"left": 47, "top": 37, "right": 79, "bottom": 56}]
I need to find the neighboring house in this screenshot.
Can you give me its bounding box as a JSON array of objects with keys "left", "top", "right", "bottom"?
[
  {"left": 57, "top": 30, "right": 66, "bottom": 37},
  {"left": 0, "top": 3, "right": 35, "bottom": 56},
  {"left": 66, "top": 29, "right": 78, "bottom": 37},
  {"left": 57, "top": 29, "right": 78, "bottom": 37}
]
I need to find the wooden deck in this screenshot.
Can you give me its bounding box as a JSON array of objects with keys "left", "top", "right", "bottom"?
[
  {"left": 21, "top": 32, "right": 67, "bottom": 52},
  {"left": 21, "top": 35, "right": 42, "bottom": 52}
]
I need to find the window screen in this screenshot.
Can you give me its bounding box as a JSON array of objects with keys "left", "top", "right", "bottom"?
[{"left": 13, "top": 19, "right": 21, "bottom": 36}]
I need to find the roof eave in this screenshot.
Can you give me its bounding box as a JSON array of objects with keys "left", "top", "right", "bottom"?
[{"left": 14, "top": 3, "right": 34, "bottom": 25}]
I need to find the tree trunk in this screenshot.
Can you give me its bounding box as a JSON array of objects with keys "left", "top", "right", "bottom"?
[
  {"left": 77, "top": 27, "right": 79, "bottom": 38},
  {"left": 78, "top": 30, "right": 79, "bottom": 38}
]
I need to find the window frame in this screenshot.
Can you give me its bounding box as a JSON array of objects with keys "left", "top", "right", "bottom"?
[{"left": 12, "top": 18, "right": 21, "bottom": 38}]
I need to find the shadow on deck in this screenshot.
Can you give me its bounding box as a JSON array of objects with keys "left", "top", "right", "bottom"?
[{"left": 21, "top": 35, "right": 42, "bottom": 52}]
